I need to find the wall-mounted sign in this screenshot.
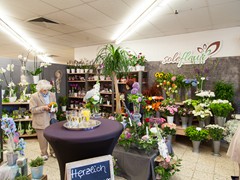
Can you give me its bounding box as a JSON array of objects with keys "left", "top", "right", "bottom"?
[
  {"left": 65, "top": 155, "right": 114, "bottom": 180},
  {"left": 160, "top": 41, "right": 221, "bottom": 67}
]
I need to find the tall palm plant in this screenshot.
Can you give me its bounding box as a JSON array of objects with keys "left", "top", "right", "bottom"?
[{"left": 95, "top": 44, "right": 130, "bottom": 114}]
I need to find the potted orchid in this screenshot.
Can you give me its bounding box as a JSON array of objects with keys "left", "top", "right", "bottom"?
[
  {"left": 84, "top": 82, "right": 102, "bottom": 116},
  {"left": 1, "top": 117, "right": 26, "bottom": 166},
  {"left": 135, "top": 52, "right": 147, "bottom": 71}
]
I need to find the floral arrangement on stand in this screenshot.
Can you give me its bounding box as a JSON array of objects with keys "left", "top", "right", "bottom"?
[
  {"left": 1, "top": 117, "right": 26, "bottom": 157},
  {"left": 83, "top": 82, "right": 102, "bottom": 114},
  {"left": 209, "top": 99, "right": 234, "bottom": 118},
  {"left": 144, "top": 96, "right": 164, "bottom": 119},
  {"left": 128, "top": 52, "right": 147, "bottom": 71},
  {"left": 185, "top": 126, "right": 209, "bottom": 141},
  {"left": 161, "top": 123, "right": 177, "bottom": 137}
]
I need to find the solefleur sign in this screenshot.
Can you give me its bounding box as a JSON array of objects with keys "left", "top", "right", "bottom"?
[{"left": 160, "top": 41, "right": 221, "bottom": 67}]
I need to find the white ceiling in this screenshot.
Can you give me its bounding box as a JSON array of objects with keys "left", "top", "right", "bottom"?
[{"left": 0, "top": 0, "right": 240, "bottom": 64}]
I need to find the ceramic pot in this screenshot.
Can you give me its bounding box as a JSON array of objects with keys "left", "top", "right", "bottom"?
[
  {"left": 9, "top": 96, "right": 17, "bottom": 103},
  {"left": 33, "top": 75, "right": 39, "bottom": 84},
  {"left": 31, "top": 165, "right": 43, "bottom": 179}
]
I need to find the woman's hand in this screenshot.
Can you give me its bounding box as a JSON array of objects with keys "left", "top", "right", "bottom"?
[{"left": 42, "top": 105, "right": 50, "bottom": 111}]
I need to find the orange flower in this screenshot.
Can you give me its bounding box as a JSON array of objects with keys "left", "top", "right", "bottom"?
[{"left": 48, "top": 102, "right": 57, "bottom": 108}]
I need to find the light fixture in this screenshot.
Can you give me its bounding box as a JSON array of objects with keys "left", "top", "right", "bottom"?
[
  {"left": 0, "top": 16, "right": 53, "bottom": 62},
  {"left": 114, "top": 0, "right": 169, "bottom": 44},
  {"left": 0, "top": 18, "right": 33, "bottom": 50}
]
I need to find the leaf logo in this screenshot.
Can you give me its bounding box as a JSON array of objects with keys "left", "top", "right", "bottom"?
[{"left": 197, "top": 41, "right": 221, "bottom": 55}]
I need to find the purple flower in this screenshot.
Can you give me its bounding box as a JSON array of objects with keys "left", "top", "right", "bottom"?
[
  {"left": 125, "top": 132, "right": 131, "bottom": 139},
  {"left": 132, "top": 82, "right": 140, "bottom": 90},
  {"left": 138, "top": 97, "right": 142, "bottom": 102},
  {"left": 191, "top": 81, "right": 197, "bottom": 87},
  {"left": 131, "top": 88, "right": 138, "bottom": 94}
]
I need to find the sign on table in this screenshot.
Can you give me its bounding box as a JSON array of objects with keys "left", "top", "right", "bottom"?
[{"left": 65, "top": 155, "right": 114, "bottom": 180}]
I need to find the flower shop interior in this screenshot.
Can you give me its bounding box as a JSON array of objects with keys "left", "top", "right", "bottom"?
[{"left": 0, "top": 0, "right": 240, "bottom": 180}]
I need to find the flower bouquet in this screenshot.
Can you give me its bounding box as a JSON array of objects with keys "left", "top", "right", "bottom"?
[
  {"left": 144, "top": 96, "right": 164, "bottom": 118},
  {"left": 84, "top": 82, "right": 102, "bottom": 114},
  {"left": 185, "top": 126, "right": 208, "bottom": 141},
  {"left": 205, "top": 124, "right": 225, "bottom": 141},
  {"left": 48, "top": 102, "right": 58, "bottom": 112},
  {"left": 209, "top": 99, "right": 234, "bottom": 118},
  {"left": 161, "top": 123, "right": 177, "bottom": 137},
  {"left": 224, "top": 120, "right": 240, "bottom": 143},
  {"left": 1, "top": 117, "right": 26, "bottom": 165}
]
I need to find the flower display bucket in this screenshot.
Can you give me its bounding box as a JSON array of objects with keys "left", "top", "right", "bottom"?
[
  {"left": 181, "top": 116, "right": 188, "bottom": 129},
  {"left": 204, "top": 116, "right": 211, "bottom": 126},
  {"left": 188, "top": 116, "right": 193, "bottom": 126},
  {"left": 216, "top": 116, "right": 226, "bottom": 127},
  {"left": 212, "top": 140, "right": 221, "bottom": 156},
  {"left": 198, "top": 120, "right": 205, "bottom": 128},
  {"left": 166, "top": 135, "right": 174, "bottom": 154},
  {"left": 31, "top": 165, "right": 43, "bottom": 179},
  {"left": 7, "top": 152, "right": 18, "bottom": 166},
  {"left": 192, "top": 140, "right": 201, "bottom": 153},
  {"left": 167, "top": 116, "right": 174, "bottom": 123},
  {"left": 133, "top": 104, "right": 140, "bottom": 114}
]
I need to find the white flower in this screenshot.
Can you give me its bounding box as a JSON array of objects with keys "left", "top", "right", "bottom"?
[
  {"left": 21, "top": 66, "right": 26, "bottom": 70},
  {"left": 40, "top": 62, "right": 51, "bottom": 68},
  {"left": 6, "top": 64, "right": 14, "bottom": 72},
  {"left": 196, "top": 127, "right": 202, "bottom": 131},
  {"left": 8, "top": 81, "right": 15, "bottom": 88},
  {"left": 201, "top": 77, "right": 206, "bottom": 80},
  {"left": 0, "top": 67, "right": 6, "bottom": 74},
  {"left": 93, "top": 94, "right": 100, "bottom": 101}
]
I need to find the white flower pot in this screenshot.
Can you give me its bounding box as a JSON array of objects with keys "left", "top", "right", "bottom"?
[
  {"left": 100, "top": 75, "right": 105, "bottom": 80},
  {"left": 84, "top": 69, "right": 88, "bottom": 73},
  {"left": 9, "top": 96, "right": 17, "bottom": 103},
  {"left": 71, "top": 69, "right": 75, "bottom": 73},
  {"left": 62, "top": 106, "right": 66, "bottom": 112},
  {"left": 80, "top": 69, "right": 84, "bottom": 73},
  {"left": 94, "top": 75, "right": 99, "bottom": 80},
  {"left": 89, "top": 69, "right": 93, "bottom": 73},
  {"left": 66, "top": 69, "right": 70, "bottom": 74},
  {"left": 33, "top": 75, "right": 39, "bottom": 84},
  {"left": 76, "top": 69, "right": 81, "bottom": 73},
  {"left": 128, "top": 66, "right": 136, "bottom": 72},
  {"left": 135, "top": 65, "right": 145, "bottom": 71}
]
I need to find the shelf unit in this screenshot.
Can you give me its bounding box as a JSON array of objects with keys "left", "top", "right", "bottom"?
[
  {"left": 2, "top": 102, "right": 36, "bottom": 138},
  {"left": 66, "top": 71, "right": 148, "bottom": 114}
]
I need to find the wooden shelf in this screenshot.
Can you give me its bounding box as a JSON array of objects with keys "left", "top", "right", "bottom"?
[
  {"left": 88, "top": 80, "right": 97, "bottom": 82},
  {"left": 14, "top": 118, "right": 32, "bottom": 122},
  {"left": 118, "top": 82, "right": 126, "bottom": 84},
  {"left": 99, "top": 80, "right": 112, "bottom": 82},
  {"left": 67, "top": 73, "right": 85, "bottom": 75},
  {"left": 2, "top": 102, "right": 29, "bottom": 105},
  {"left": 68, "top": 96, "right": 84, "bottom": 99},
  {"left": 20, "top": 133, "right": 37, "bottom": 138},
  {"left": 68, "top": 80, "right": 85, "bottom": 82},
  {"left": 100, "top": 92, "right": 113, "bottom": 94},
  {"left": 176, "top": 126, "right": 186, "bottom": 136},
  {"left": 100, "top": 104, "right": 112, "bottom": 107}
]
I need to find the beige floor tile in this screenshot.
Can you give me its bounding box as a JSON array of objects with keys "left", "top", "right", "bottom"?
[
  {"left": 22, "top": 138, "right": 237, "bottom": 180},
  {"left": 193, "top": 170, "right": 214, "bottom": 180}
]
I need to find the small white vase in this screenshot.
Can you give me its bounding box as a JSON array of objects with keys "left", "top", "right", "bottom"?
[
  {"left": 62, "top": 106, "right": 66, "bottom": 112},
  {"left": 9, "top": 96, "right": 17, "bottom": 103},
  {"left": 33, "top": 75, "right": 39, "bottom": 84}
]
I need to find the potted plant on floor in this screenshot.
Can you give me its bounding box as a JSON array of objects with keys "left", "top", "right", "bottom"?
[
  {"left": 29, "top": 157, "right": 44, "bottom": 179},
  {"left": 185, "top": 126, "right": 209, "bottom": 153},
  {"left": 95, "top": 44, "right": 130, "bottom": 113},
  {"left": 205, "top": 124, "right": 225, "bottom": 156},
  {"left": 26, "top": 122, "right": 33, "bottom": 135}
]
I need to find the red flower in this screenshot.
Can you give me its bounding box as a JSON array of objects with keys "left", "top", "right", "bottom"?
[{"left": 145, "top": 118, "right": 150, "bottom": 123}]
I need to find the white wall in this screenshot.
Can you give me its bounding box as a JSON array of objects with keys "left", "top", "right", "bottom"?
[{"left": 74, "top": 27, "right": 240, "bottom": 61}]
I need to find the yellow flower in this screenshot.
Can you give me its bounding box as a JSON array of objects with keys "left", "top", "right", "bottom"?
[
  {"left": 155, "top": 72, "right": 160, "bottom": 78},
  {"left": 159, "top": 73, "right": 164, "bottom": 78},
  {"left": 148, "top": 97, "right": 152, "bottom": 101}
]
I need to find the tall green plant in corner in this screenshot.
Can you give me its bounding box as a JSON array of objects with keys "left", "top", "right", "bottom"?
[
  {"left": 95, "top": 44, "right": 130, "bottom": 113},
  {"left": 214, "top": 81, "right": 234, "bottom": 102}
]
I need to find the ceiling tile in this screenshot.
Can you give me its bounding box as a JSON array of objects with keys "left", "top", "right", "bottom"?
[
  {"left": 65, "top": 4, "right": 117, "bottom": 27},
  {"left": 167, "top": 0, "right": 207, "bottom": 12},
  {"left": 41, "top": 0, "right": 84, "bottom": 9}
]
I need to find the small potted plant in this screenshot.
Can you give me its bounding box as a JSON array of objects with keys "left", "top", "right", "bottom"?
[
  {"left": 24, "top": 110, "right": 31, "bottom": 120},
  {"left": 26, "top": 122, "right": 33, "bottom": 135},
  {"left": 135, "top": 52, "right": 147, "bottom": 71},
  {"left": 29, "top": 157, "right": 44, "bottom": 179},
  {"left": 205, "top": 124, "right": 225, "bottom": 156},
  {"left": 178, "top": 107, "right": 190, "bottom": 129},
  {"left": 185, "top": 126, "right": 209, "bottom": 153},
  {"left": 15, "top": 175, "right": 30, "bottom": 180},
  {"left": 58, "top": 96, "right": 68, "bottom": 112},
  {"left": 17, "top": 121, "right": 25, "bottom": 136}
]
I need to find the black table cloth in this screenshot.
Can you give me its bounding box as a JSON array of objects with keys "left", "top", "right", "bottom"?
[
  {"left": 44, "top": 119, "right": 123, "bottom": 180},
  {"left": 113, "top": 145, "right": 158, "bottom": 180}
]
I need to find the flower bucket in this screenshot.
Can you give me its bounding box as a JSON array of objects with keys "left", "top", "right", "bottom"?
[
  {"left": 192, "top": 140, "right": 201, "bottom": 153},
  {"left": 9, "top": 96, "right": 17, "bottom": 103},
  {"left": 212, "top": 140, "right": 221, "bottom": 156},
  {"left": 215, "top": 116, "right": 226, "bottom": 127},
  {"left": 204, "top": 116, "right": 211, "bottom": 126},
  {"left": 181, "top": 116, "right": 188, "bottom": 129},
  {"left": 6, "top": 152, "right": 18, "bottom": 166},
  {"left": 33, "top": 75, "right": 39, "bottom": 84},
  {"left": 166, "top": 135, "right": 174, "bottom": 154},
  {"left": 31, "top": 165, "right": 43, "bottom": 179},
  {"left": 188, "top": 116, "right": 193, "bottom": 126},
  {"left": 167, "top": 116, "right": 174, "bottom": 123}
]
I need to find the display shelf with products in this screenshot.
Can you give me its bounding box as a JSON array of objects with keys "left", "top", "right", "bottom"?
[{"left": 2, "top": 102, "right": 36, "bottom": 138}]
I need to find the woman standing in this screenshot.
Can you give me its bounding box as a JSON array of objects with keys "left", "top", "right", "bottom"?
[
  {"left": 29, "top": 80, "right": 57, "bottom": 160},
  {"left": 227, "top": 124, "right": 240, "bottom": 179}
]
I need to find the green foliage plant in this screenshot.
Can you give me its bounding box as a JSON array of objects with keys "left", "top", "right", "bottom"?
[
  {"left": 214, "top": 81, "right": 234, "bottom": 102},
  {"left": 58, "top": 96, "right": 68, "bottom": 106},
  {"left": 15, "top": 175, "right": 30, "bottom": 180},
  {"left": 209, "top": 100, "right": 234, "bottom": 117},
  {"left": 205, "top": 124, "right": 225, "bottom": 141},
  {"left": 27, "top": 68, "right": 42, "bottom": 76},
  {"left": 29, "top": 157, "right": 44, "bottom": 167},
  {"left": 95, "top": 44, "right": 130, "bottom": 113},
  {"left": 185, "top": 126, "right": 208, "bottom": 141}
]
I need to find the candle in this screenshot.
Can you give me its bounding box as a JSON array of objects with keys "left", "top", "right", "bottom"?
[
  {"left": 129, "top": 118, "right": 132, "bottom": 127},
  {"left": 146, "top": 126, "right": 149, "bottom": 136}
]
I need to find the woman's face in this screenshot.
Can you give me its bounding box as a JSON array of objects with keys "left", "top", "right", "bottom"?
[{"left": 40, "top": 89, "right": 49, "bottom": 95}]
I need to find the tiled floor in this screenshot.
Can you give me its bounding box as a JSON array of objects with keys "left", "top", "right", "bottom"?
[{"left": 15, "top": 137, "right": 240, "bottom": 179}]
